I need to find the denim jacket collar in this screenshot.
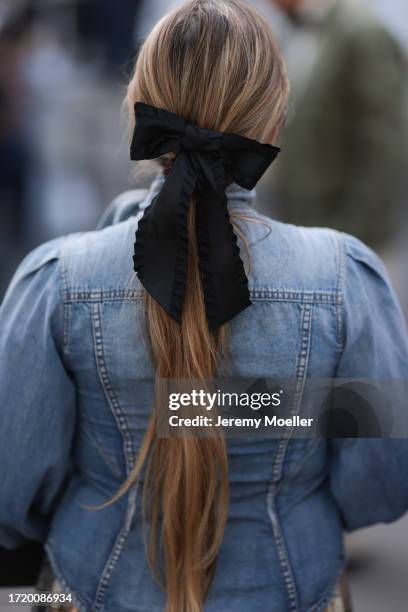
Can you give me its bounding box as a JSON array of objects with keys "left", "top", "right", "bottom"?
[{"left": 97, "top": 172, "right": 256, "bottom": 230}]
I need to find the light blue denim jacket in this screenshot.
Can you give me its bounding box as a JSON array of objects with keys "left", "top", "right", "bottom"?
[{"left": 1, "top": 176, "right": 408, "bottom": 612}]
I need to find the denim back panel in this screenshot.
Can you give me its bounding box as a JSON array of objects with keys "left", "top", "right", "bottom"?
[{"left": 47, "top": 199, "right": 345, "bottom": 611}]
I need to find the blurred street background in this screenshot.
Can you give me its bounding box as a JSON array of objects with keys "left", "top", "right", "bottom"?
[{"left": 0, "top": 0, "right": 407, "bottom": 610}]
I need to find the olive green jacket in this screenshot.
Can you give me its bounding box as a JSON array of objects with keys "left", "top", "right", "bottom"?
[{"left": 263, "top": 0, "right": 407, "bottom": 248}]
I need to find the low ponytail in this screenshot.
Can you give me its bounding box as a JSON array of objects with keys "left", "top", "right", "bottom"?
[{"left": 142, "top": 201, "right": 229, "bottom": 612}]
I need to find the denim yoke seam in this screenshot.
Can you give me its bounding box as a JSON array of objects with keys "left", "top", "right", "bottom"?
[
  {"left": 90, "top": 302, "right": 137, "bottom": 611},
  {"left": 267, "top": 302, "right": 313, "bottom": 612},
  {"left": 66, "top": 289, "right": 143, "bottom": 301},
  {"left": 251, "top": 289, "right": 339, "bottom": 304},
  {"left": 63, "top": 288, "right": 340, "bottom": 304}
]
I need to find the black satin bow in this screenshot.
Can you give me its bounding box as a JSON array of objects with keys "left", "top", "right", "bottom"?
[{"left": 130, "top": 102, "right": 281, "bottom": 331}]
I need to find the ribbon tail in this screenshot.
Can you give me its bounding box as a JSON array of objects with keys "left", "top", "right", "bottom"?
[
  {"left": 195, "top": 172, "right": 251, "bottom": 331},
  {"left": 133, "top": 152, "right": 196, "bottom": 323}
]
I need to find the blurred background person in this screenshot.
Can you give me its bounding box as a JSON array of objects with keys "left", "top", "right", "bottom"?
[
  {"left": 0, "top": 0, "right": 142, "bottom": 295},
  {"left": 251, "top": 0, "right": 407, "bottom": 252},
  {"left": 0, "top": 2, "right": 34, "bottom": 295}
]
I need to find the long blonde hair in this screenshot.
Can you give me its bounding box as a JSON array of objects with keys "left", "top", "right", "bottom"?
[{"left": 117, "top": 2, "right": 289, "bottom": 611}]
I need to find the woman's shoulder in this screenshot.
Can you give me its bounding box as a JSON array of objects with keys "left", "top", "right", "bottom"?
[
  {"left": 53, "top": 189, "right": 151, "bottom": 294},
  {"left": 242, "top": 210, "right": 376, "bottom": 297},
  {"left": 241, "top": 213, "right": 362, "bottom": 296},
  {"left": 59, "top": 219, "right": 141, "bottom": 297},
  {"left": 6, "top": 215, "right": 142, "bottom": 306}
]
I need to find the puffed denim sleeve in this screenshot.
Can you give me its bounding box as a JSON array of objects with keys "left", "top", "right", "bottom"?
[
  {"left": 0, "top": 237, "right": 76, "bottom": 548},
  {"left": 329, "top": 234, "right": 408, "bottom": 531}
]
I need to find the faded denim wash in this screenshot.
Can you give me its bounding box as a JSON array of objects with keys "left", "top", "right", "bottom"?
[{"left": 1, "top": 175, "right": 408, "bottom": 612}]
